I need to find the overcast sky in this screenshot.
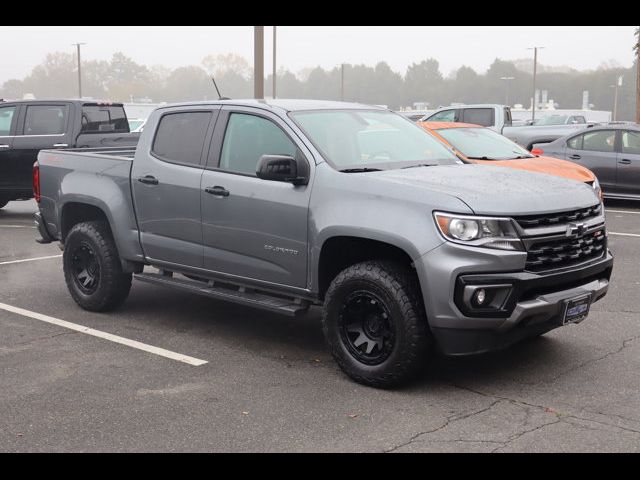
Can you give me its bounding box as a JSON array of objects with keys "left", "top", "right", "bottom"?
[{"left": 1, "top": 26, "right": 637, "bottom": 83}]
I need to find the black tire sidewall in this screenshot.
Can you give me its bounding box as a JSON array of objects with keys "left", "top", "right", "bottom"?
[{"left": 64, "top": 227, "right": 106, "bottom": 305}]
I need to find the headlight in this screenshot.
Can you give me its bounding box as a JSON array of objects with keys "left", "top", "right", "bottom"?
[
  {"left": 434, "top": 212, "right": 524, "bottom": 251},
  {"left": 592, "top": 177, "right": 603, "bottom": 202}
]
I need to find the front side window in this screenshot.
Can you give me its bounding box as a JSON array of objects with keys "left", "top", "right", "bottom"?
[
  {"left": 462, "top": 108, "right": 494, "bottom": 127},
  {"left": 503, "top": 107, "right": 512, "bottom": 127},
  {"left": 219, "top": 113, "right": 297, "bottom": 175},
  {"left": 0, "top": 106, "right": 16, "bottom": 136},
  {"left": 582, "top": 130, "right": 616, "bottom": 153},
  {"left": 24, "top": 105, "right": 67, "bottom": 135},
  {"left": 81, "top": 105, "right": 129, "bottom": 133},
  {"left": 436, "top": 127, "right": 533, "bottom": 160},
  {"left": 291, "top": 109, "right": 459, "bottom": 170},
  {"left": 621, "top": 130, "right": 640, "bottom": 155},
  {"left": 152, "top": 111, "right": 212, "bottom": 166},
  {"left": 567, "top": 134, "right": 583, "bottom": 150},
  {"left": 427, "top": 109, "right": 457, "bottom": 122}
]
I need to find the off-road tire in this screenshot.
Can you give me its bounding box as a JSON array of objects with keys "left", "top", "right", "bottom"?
[
  {"left": 63, "top": 221, "right": 132, "bottom": 312},
  {"left": 322, "top": 260, "right": 432, "bottom": 388}
]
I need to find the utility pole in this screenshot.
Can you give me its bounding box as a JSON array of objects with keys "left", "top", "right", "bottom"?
[
  {"left": 72, "top": 43, "right": 86, "bottom": 99},
  {"left": 272, "top": 26, "right": 277, "bottom": 99},
  {"left": 340, "top": 64, "right": 345, "bottom": 101},
  {"left": 500, "top": 76, "right": 514, "bottom": 106},
  {"left": 612, "top": 76, "right": 622, "bottom": 121},
  {"left": 254, "top": 26, "right": 264, "bottom": 99},
  {"left": 527, "top": 46, "right": 544, "bottom": 122},
  {"left": 635, "top": 26, "right": 639, "bottom": 124}
]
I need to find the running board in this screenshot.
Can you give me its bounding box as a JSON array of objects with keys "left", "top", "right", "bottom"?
[{"left": 134, "top": 272, "right": 310, "bottom": 317}]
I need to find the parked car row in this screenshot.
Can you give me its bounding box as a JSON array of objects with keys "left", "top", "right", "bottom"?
[{"left": 33, "top": 99, "right": 613, "bottom": 388}]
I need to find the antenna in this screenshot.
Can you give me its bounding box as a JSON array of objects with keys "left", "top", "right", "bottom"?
[{"left": 211, "top": 76, "right": 230, "bottom": 100}]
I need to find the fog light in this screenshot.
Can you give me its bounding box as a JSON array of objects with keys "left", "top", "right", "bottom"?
[{"left": 474, "top": 289, "right": 486, "bottom": 305}]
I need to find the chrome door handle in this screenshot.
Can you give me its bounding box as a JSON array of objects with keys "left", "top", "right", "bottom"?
[
  {"left": 0, "top": 144, "right": 10, "bottom": 149},
  {"left": 53, "top": 143, "right": 68, "bottom": 148},
  {"left": 619, "top": 159, "right": 632, "bottom": 165}
]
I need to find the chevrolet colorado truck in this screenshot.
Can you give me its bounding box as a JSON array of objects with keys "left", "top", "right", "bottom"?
[
  {"left": 0, "top": 99, "right": 139, "bottom": 208},
  {"left": 34, "top": 99, "right": 613, "bottom": 388}
]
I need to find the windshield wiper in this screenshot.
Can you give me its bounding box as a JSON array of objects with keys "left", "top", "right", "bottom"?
[
  {"left": 401, "top": 163, "right": 439, "bottom": 169},
  {"left": 339, "top": 167, "right": 383, "bottom": 173},
  {"left": 466, "top": 156, "right": 494, "bottom": 160}
]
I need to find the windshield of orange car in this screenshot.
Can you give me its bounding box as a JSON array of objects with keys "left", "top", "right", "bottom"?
[{"left": 436, "top": 127, "right": 535, "bottom": 160}]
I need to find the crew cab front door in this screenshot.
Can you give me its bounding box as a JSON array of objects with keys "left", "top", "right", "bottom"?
[
  {"left": 200, "top": 107, "right": 312, "bottom": 288},
  {"left": 131, "top": 107, "right": 219, "bottom": 268},
  {"left": 0, "top": 104, "right": 18, "bottom": 199}
]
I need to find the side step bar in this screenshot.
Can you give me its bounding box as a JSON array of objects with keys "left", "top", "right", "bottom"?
[{"left": 134, "top": 272, "right": 310, "bottom": 317}]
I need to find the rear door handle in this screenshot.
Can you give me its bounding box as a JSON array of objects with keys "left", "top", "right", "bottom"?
[
  {"left": 53, "top": 143, "right": 68, "bottom": 148},
  {"left": 0, "top": 144, "right": 10, "bottom": 149},
  {"left": 569, "top": 154, "right": 581, "bottom": 160},
  {"left": 137, "top": 175, "right": 159, "bottom": 185},
  {"left": 619, "top": 158, "right": 632, "bottom": 165},
  {"left": 204, "top": 186, "right": 230, "bottom": 197}
]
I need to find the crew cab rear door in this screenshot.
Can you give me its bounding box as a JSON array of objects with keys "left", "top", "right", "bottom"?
[
  {"left": 9, "top": 103, "right": 73, "bottom": 193},
  {"left": 200, "top": 106, "right": 312, "bottom": 288},
  {"left": 0, "top": 103, "right": 19, "bottom": 195}
]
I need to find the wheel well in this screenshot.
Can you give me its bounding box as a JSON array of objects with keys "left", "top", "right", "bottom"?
[
  {"left": 61, "top": 203, "right": 110, "bottom": 241},
  {"left": 318, "top": 236, "right": 415, "bottom": 300}
]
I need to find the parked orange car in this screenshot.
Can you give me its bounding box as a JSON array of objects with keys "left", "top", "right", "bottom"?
[{"left": 418, "top": 122, "right": 602, "bottom": 200}]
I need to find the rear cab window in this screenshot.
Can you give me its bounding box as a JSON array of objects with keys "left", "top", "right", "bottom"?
[
  {"left": 151, "top": 111, "right": 212, "bottom": 167},
  {"left": 81, "top": 104, "right": 129, "bottom": 134},
  {"left": 23, "top": 105, "right": 69, "bottom": 135}
]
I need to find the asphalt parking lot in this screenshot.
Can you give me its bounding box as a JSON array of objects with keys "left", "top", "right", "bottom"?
[{"left": 1, "top": 199, "right": 639, "bottom": 452}]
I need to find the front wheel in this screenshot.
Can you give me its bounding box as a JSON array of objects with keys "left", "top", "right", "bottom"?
[
  {"left": 63, "top": 221, "right": 132, "bottom": 312},
  {"left": 322, "top": 260, "right": 432, "bottom": 388}
]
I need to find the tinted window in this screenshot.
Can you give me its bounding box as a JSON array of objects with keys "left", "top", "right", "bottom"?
[
  {"left": 219, "top": 113, "right": 297, "bottom": 175},
  {"left": 462, "top": 108, "right": 494, "bottom": 127},
  {"left": 621, "top": 130, "right": 640, "bottom": 155},
  {"left": 572, "top": 116, "right": 586, "bottom": 124},
  {"left": 428, "top": 109, "right": 457, "bottom": 122},
  {"left": 152, "top": 112, "right": 212, "bottom": 166},
  {"left": 81, "top": 105, "right": 129, "bottom": 133},
  {"left": 567, "top": 134, "right": 583, "bottom": 150},
  {"left": 24, "top": 105, "right": 67, "bottom": 135},
  {"left": 0, "top": 106, "right": 16, "bottom": 136},
  {"left": 582, "top": 130, "right": 616, "bottom": 153}
]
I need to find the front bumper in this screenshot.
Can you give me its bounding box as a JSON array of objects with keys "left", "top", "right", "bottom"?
[{"left": 415, "top": 242, "right": 613, "bottom": 356}]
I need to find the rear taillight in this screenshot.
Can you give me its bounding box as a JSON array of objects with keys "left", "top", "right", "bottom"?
[
  {"left": 33, "top": 162, "right": 41, "bottom": 202},
  {"left": 531, "top": 148, "right": 544, "bottom": 156}
]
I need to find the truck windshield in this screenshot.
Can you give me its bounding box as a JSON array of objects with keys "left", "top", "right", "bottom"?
[
  {"left": 81, "top": 105, "right": 130, "bottom": 134},
  {"left": 290, "top": 109, "right": 459, "bottom": 170},
  {"left": 436, "top": 127, "right": 534, "bottom": 161}
]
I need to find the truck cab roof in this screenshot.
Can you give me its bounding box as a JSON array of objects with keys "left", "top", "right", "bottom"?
[{"left": 154, "top": 98, "right": 387, "bottom": 114}]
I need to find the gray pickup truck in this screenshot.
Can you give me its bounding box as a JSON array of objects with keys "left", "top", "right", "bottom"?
[{"left": 34, "top": 99, "right": 613, "bottom": 388}]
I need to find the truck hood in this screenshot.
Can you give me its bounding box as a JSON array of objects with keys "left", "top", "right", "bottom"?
[
  {"left": 472, "top": 156, "right": 596, "bottom": 183},
  {"left": 372, "top": 164, "right": 599, "bottom": 216}
]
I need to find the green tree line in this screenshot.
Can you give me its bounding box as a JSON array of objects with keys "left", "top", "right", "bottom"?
[{"left": 1, "top": 52, "right": 637, "bottom": 120}]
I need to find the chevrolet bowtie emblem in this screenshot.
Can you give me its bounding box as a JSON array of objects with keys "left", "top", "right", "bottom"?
[{"left": 566, "top": 222, "right": 587, "bottom": 238}]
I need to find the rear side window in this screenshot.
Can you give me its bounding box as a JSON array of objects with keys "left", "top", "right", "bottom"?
[
  {"left": 152, "top": 112, "right": 212, "bottom": 166},
  {"left": 582, "top": 130, "right": 616, "bottom": 153},
  {"left": 24, "top": 105, "right": 68, "bottom": 135},
  {"left": 621, "top": 130, "right": 640, "bottom": 155},
  {"left": 462, "top": 108, "right": 495, "bottom": 127},
  {"left": 81, "top": 105, "right": 129, "bottom": 133},
  {"left": 0, "top": 106, "right": 16, "bottom": 136},
  {"left": 427, "top": 109, "right": 457, "bottom": 122}
]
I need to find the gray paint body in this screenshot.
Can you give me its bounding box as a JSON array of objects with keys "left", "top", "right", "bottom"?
[{"left": 36, "top": 99, "right": 611, "bottom": 356}]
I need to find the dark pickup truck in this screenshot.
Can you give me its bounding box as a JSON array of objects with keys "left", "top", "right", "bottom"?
[{"left": 0, "top": 99, "right": 139, "bottom": 208}]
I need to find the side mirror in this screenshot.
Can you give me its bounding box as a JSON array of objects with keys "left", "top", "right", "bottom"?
[{"left": 256, "top": 154, "right": 309, "bottom": 185}]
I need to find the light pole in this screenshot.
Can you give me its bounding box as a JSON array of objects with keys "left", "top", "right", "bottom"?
[
  {"left": 500, "top": 76, "right": 514, "bottom": 106},
  {"left": 340, "top": 63, "right": 345, "bottom": 101},
  {"left": 527, "top": 46, "right": 544, "bottom": 122},
  {"left": 611, "top": 75, "right": 623, "bottom": 121},
  {"left": 254, "top": 26, "right": 264, "bottom": 99},
  {"left": 272, "top": 26, "right": 277, "bottom": 99},
  {"left": 72, "top": 43, "right": 86, "bottom": 99}
]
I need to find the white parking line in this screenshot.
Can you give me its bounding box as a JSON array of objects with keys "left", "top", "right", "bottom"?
[
  {"left": 0, "top": 302, "right": 208, "bottom": 366},
  {"left": 609, "top": 231, "right": 640, "bottom": 238},
  {"left": 0, "top": 254, "right": 62, "bottom": 265},
  {"left": 606, "top": 209, "right": 640, "bottom": 215}
]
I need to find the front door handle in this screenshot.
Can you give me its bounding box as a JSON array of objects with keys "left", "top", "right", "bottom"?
[
  {"left": 204, "top": 186, "right": 230, "bottom": 197},
  {"left": 53, "top": 143, "right": 68, "bottom": 148},
  {"left": 0, "top": 144, "right": 10, "bottom": 149},
  {"left": 569, "top": 154, "right": 581, "bottom": 160},
  {"left": 137, "top": 175, "right": 159, "bottom": 185},
  {"left": 619, "top": 158, "right": 632, "bottom": 165}
]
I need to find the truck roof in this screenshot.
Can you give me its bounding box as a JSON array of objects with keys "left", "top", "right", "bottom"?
[
  {"left": 0, "top": 99, "right": 125, "bottom": 106},
  {"left": 155, "top": 98, "right": 387, "bottom": 113}
]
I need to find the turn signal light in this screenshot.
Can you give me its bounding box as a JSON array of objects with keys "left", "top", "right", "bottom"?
[{"left": 531, "top": 148, "right": 544, "bottom": 156}]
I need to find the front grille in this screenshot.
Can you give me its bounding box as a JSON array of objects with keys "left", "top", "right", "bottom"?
[
  {"left": 514, "top": 204, "right": 602, "bottom": 229},
  {"left": 525, "top": 229, "right": 606, "bottom": 272}
]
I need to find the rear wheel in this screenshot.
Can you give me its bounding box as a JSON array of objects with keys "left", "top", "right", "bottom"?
[
  {"left": 322, "top": 260, "right": 432, "bottom": 388},
  {"left": 63, "top": 221, "right": 132, "bottom": 311}
]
